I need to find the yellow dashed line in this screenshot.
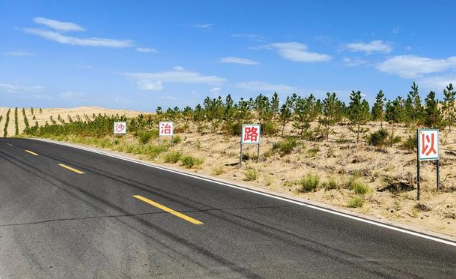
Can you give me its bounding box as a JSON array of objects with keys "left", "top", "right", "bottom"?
[
  {"left": 58, "top": 163, "right": 84, "bottom": 174},
  {"left": 25, "top": 150, "right": 39, "bottom": 156},
  {"left": 133, "top": 195, "right": 203, "bottom": 225}
]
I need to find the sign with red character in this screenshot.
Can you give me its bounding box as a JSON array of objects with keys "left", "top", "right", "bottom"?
[
  {"left": 113, "top": 122, "right": 127, "bottom": 134},
  {"left": 159, "top": 121, "right": 174, "bottom": 136},
  {"left": 241, "top": 124, "right": 261, "bottom": 144},
  {"left": 418, "top": 129, "right": 439, "bottom": 161}
]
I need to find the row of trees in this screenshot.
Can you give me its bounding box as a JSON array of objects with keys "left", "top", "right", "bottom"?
[{"left": 24, "top": 82, "right": 455, "bottom": 143}]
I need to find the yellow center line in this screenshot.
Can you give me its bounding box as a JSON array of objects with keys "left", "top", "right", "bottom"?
[
  {"left": 58, "top": 163, "right": 84, "bottom": 174},
  {"left": 25, "top": 150, "right": 39, "bottom": 156},
  {"left": 133, "top": 195, "right": 203, "bottom": 225}
]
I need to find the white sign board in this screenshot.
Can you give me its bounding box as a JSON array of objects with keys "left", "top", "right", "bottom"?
[
  {"left": 159, "top": 121, "right": 174, "bottom": 136},
  {"left": 241, "top": 124, "right": 261, "bottom": 144},
  {"left": 418, "top": 129, "right": 439, "bottom": 161},
  {"left": 114, "top": 122, "right": 127, "bottom": 134}
]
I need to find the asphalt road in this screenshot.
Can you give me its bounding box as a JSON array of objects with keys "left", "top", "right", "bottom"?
[{"left": 0, "top": 138, "right": 455, "bottom": 278}]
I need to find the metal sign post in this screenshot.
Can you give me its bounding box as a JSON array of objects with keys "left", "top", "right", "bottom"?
[
  {"left": 240, "top": 124, "right": 261, "bottom": 166},
  {"left": 159, "top": 121, "right": 174, "bottom": 144},
  {"left": 416, "top": 129, "right": 440, "bottom": 200}
]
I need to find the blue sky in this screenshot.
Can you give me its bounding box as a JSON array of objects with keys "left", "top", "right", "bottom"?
[{"left": 1, "top": 0, "right": 456, "bottom": 111}]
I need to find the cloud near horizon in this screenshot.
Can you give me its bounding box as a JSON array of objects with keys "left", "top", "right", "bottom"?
[
  {"left": 236, "top": 81, "right": 296, "bottom": 93},
  {"left": 258, "top": 42, "right": 332, "bottom": 62},
  {"left": 125, "top": 68, "right": 226, "bottom": 91},
  {"left": 377, "top": 55, "right": 456, "bottom": 79}
]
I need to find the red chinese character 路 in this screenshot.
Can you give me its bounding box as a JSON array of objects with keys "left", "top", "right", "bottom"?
[
  {"left": 244, "top": 127, "right": 259, "bottom": 142},
  {"left": 421, "top": 133, "right": 437, "bottom": 156}
]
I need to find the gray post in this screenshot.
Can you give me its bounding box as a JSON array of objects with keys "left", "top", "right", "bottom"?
[
  {"left": 436, "top": 159, "right": 440, "bottom": 191},
  {"left": 416, "top": 129, "right": 420, "bottom": 200},
  {"left": 239, "top": 141, "right": 243, "bottom": 167},
  {"left": 257, "top": 144, "right": 260, "bottom": 163}
]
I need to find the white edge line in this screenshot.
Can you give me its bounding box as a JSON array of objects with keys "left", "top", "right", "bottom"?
[{"left": 32, "top": 138, "right": 456, "bottom": 248}]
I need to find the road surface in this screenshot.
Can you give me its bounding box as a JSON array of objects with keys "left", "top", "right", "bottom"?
[{"left": 0, "top": 138, "right": 455, "bottom": 278}]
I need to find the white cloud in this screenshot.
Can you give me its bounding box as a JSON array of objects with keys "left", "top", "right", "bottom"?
[
  {"left": 232, "top": 33, "right": 265, "bottom": 42},
  {"left": 418, "top": 75, "right": 456, "bottom": 90},
  {"left": 34, "top": 17, "right": 85, "bottom": 32},
  {"left": 59, "top": 91, "right": 84, "bottom": 100},
  {"left": 346, "top": 40, "right": 393, "bottom": 54},
  {"left": 160, "top": 96, "right": 178, "bottom": 100},
  {"left": 219, "top": 57, "right": 258, "bottom": 65},
  {"left": 125, "top": 69, "right": 226, "bottom": 85},
  {"left": 376, "top": 55, "right": 456, "bottom": 78},
  {"left": 22, "top": 28, "right": 133, "bottom": 48},
  {"left": 3, "top": 51, "right": 34, "bottom": 56},
  {"left": 136, "top": 47, "right": 158, "bottom": 53},
  {"left": 236, "top": 81, "right": 295, "bottom": 92},
  {"left": 0, "top": 82, "right": 44, "bottom": 93},
  {"left": 258, "top": 42, "right": 332, "bottom": 62},
  {"left": 343, "top": 57, "right": 366, "bottom": 67},
  {"left": 136, "top": 80, "right": 163, "bottom": 91},
  {"left": 173, "top": 66, "right": 184, "bottom": 71},
  {"left": 193, "top": 23, "right": 213, "bottom": 29},
  {"left": 210, "top": 87, "right": 221, "bottom": 93}
]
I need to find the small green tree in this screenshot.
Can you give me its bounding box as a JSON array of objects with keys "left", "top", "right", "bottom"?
[
  {"left": 407, "top": 81, "right": 423, "bottom": 126},
  {"left": 424, "top": 91, "right": 441, "bottom": 128},
  {"left": 278, "top": 98, "right": 292, "bottom": 137},
  {"left": 442, "top": 83, "right": 455, "bottom": 131},
  {"left": 322, "top": 92, "right": 343, "bottom": 141},
  {"left": 385, "top": 97, "right": 406, "bottom": 146},
  {"left": 348, "top": 91, "right": 370, "bottom": 143},
  {"left": 293, "top": 94, "right": 318, "bottom": 137},
  {"left": 371, "top": 90, "right": 385, "bottom": 128}
]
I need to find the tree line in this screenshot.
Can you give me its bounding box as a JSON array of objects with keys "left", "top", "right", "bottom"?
[{"left": 24, "top": 82, "right": 455, "bottom": 143}]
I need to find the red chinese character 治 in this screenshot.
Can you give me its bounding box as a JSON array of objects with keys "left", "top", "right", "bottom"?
[
  {"left": 421, "top": 133, "right": 437, "bottom": 156},
  {"left": 244, "top": 127, "right": 259, "bottom": 142},
  {"left": 160, "top": 123, "right": 172, "bottom": 135}
]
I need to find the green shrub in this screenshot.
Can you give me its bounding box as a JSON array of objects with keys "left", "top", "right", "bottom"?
[
  {"left": 262, "top": 120, "right": 278, "bottom": 136},
  {"left": 322, "top": 176, "right": 339, "bottom": 190},
  {"left": 401, "top": 134, "right": 417, "bottom": 151},
  {"left": 172, "top": 135, "right": 182, "bottom": 144},
  {"left": 300, "top": 173, "right": 320, "bottom": 192},
  {"left": 138, "top": 131, "right": 154, "bottom": 144},
  {"left": 223, "top": 122, "right": 242, "bottom": 136},
  {"left": 181, "top": 155, "right": 203, "bottom": 168},
  {"left": 307, "top": 146, "right": 320, "bottom": 157},
  {"left": 212, "top": 166, "right": 225, "bottom": 175},
  {"left": 164, "top": 151, "right": 182, "bottom": 163},
  {"left": 272, "top": 137, "right": 298, "bottom": 156},
  {"left": 348, "top": 196, "right": 364, "bottom": 208},
  {"left": 367, "top": 129, "right": 388, "bottom": 146},
  {"left": 348, "top": 177, "right": 369, "bottom": 195},
  {"left": 243, "top": 168, "right": 258, "bottom": 181}
]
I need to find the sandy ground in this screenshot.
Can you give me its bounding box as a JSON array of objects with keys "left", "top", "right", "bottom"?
[
  {"left": 0, "top": 107, "right": 146, "bottom": 137},
  {"left": 5, "top": 106, "right": 455, "bottom": 237}
]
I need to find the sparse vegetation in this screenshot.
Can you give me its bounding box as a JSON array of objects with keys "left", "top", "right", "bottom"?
[
  {"left": 181, "top": 155, "right": 203, "bottom": 168},
  {"left": 244, "top": 168, "right": 258, "bottom": 181},
  {"left": 299, "top": 173, "right": 320, "bottom": 192},
  {"left": 164, "top": 151, "right": 182, "bottom": 163},
  {"left": 348, "top": 196, "right": 364, "bottom": 208},
  {"left": 3, "top": 109, "right": 11, "bottom": 137},
  {"left": 272, "top": 137, "right": 298, "bottom": 156}
]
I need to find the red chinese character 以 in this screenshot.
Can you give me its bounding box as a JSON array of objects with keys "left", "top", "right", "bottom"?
[
  {"left": 244, "top": 127, "right": 259, "bottom": 142},
  {"left": 421, "top": 133, "right": 437, "bottom": 156}
]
